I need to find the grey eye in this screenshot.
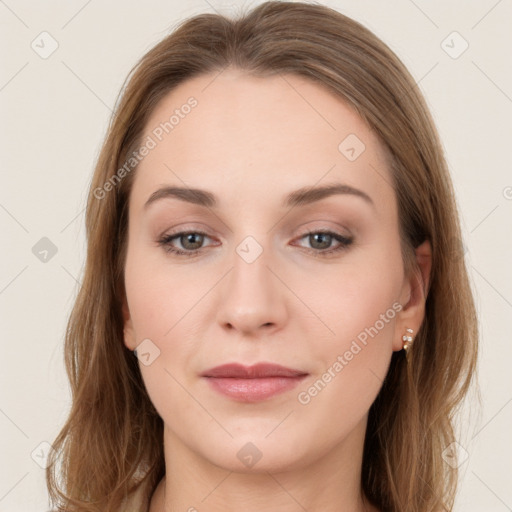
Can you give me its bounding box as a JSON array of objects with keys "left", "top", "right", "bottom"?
[{"left": 178, "top": 233, "right": 205, "bottom": 250}]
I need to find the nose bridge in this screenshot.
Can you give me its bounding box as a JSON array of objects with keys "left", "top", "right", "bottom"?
[{"left": 216, "top": 233, "right": 287, "bottom": 333}]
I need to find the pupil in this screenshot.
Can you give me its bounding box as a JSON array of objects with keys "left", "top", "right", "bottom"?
[
  {"left": 183, "top": 233, "right": 203, "bottom": 249},
  {"left": 311, "top": 233, "right": 331, "bottom": 249}
]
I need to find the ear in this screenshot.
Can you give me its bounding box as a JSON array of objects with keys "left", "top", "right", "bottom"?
[
  {"left": 393, "top": 240, "right": 432, "bottom": 351},
  {"left": 122, "top": 295, "right": 137, "bottom": 351}
]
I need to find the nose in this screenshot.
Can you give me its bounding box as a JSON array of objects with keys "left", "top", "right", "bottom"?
[{"left": 216, "top": 240, "right": 288, "bottom": 336}]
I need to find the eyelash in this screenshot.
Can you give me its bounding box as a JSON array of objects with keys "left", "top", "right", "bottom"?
[{"left": 157, "top": 229, "right": 353, "bottom": 258}]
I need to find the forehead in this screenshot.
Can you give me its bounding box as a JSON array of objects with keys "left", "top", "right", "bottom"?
[{"left": 130, "top": 68, "right": 394, "bottom": 214}]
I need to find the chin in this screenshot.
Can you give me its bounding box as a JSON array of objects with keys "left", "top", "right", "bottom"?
[{"left": 194, "top": 429, "right": 316, "bottom": 474}]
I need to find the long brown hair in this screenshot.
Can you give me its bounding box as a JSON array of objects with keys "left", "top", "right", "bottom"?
[{"left": 46, "top": 2, "right": 478, "bottom": 511}]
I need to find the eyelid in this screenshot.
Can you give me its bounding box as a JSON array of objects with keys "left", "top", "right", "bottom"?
[
  {"left": 158, "top": 223, "right": 350, "bottom": 242},
  {"left": 158, "top": 223, "right": 216, "bottom": 240},
  {"left": 294, "top": 221, "right": 353, "bottom": 240},
  {"left": 158, "top": 229, "right": 217, "bottom": 250}
]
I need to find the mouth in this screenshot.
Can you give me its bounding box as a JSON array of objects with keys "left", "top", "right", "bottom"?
[{"left": 201, "top": 362, "right": 309, "bottom": 402}]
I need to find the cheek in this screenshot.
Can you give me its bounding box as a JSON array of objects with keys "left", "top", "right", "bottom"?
[
  {"left": 293, "top": 243, "right": 402, "bottom": 402},
  {"left": 293, "top": 267, "right": 400, "bottom": 443},
  {"left": 298, "top": 250, "right": 402, "bottom": 349},
  {"left": 124, "top": 254, "right": 197, "bottom": 423},
  {"left": 123, "top": 246, "right": 209, "bottom": 391},
  {"left": 124, "top": 245, "right": 199, "bottom": 341}
]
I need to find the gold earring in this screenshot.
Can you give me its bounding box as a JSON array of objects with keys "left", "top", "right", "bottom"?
[{"left": 402, "top": 328, "right": 414, "bottom": 354}]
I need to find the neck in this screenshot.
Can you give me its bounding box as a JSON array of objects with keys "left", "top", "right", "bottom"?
[{"left": 150, "top": 416, "right": 375, "bottom": 512}]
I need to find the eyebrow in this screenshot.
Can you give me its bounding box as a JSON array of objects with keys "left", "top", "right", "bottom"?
[{"left": 143, "top": 183, "right": 374, "bottom": 210}]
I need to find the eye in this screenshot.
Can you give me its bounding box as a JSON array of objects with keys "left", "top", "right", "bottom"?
[
  {"left": 294, "top": 230, "right": 353, "bottom": 257},
  {"left": 157, "top": 231, "right": 214, "bottom": 256},
  {"left": 157, "top": 229, "right": 353, "bottom": 258}
]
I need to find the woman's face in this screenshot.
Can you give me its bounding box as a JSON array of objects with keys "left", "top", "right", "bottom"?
[{"left": 122, "top": 68, "right": 420, "bottom": 472}]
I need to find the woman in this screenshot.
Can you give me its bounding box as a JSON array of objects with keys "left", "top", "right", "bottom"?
[{"left": 46, "top": 2, "right": 478, "bottom": 511}]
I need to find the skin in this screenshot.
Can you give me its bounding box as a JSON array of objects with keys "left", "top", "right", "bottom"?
[{"left": 122, "top": 68, "right": 431, "bottom": 512}]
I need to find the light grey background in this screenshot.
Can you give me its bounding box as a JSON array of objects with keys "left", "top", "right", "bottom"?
[{"left": 1, "top": 0, "right": 511, "bottom": 510}]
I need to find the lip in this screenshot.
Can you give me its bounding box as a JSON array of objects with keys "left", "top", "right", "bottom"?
[
  {"left": 201, "top": 362, "right": 307, "bottom": 379},
  {"left": 201, "top": 363, "right": 309, "bottom": 402}
]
